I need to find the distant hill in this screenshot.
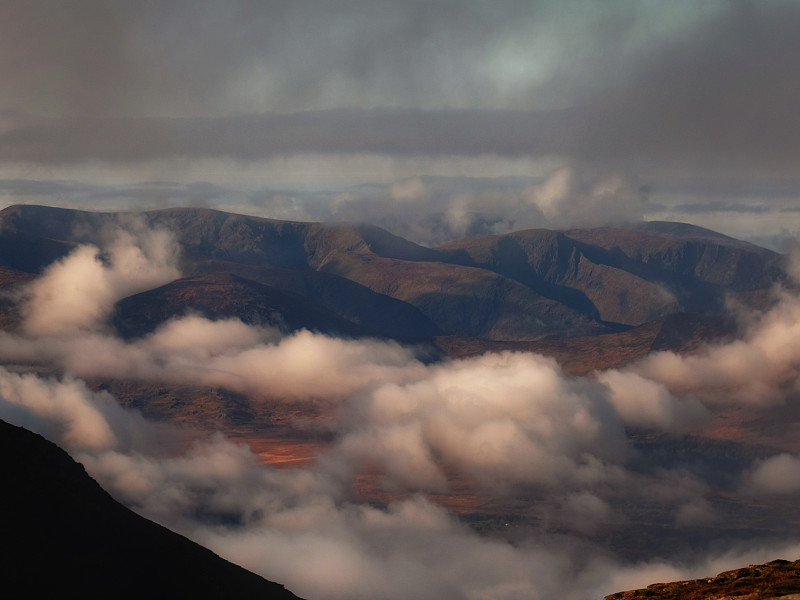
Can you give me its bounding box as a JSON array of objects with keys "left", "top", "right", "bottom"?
[
  {"left": 0, "top": 204, "right": 786, "bottom": 341},
  {"left": 0, "top": 418, "right": 303, "bottom": 599}
]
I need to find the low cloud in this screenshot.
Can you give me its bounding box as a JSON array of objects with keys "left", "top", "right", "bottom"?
[
  {"left": 260, "top": 167, "right": 645, "bottom": 245},
  {"left": 21, "top": 220, "right": 179, "bottom": 336},
  {"left": 745, "top": 453, "right": 800, "bottom": 495},
  {"left": 0, "top": 359, "right": 794, "bottom": 600},
  {"left": 335, "top": 352, "right": 626, "bottom": 492},
  {"left": 3, "top": 222, "right": 800, "bottom": 598},
  {"left": 598, "top": 370, "right": 710, "bottom": 432},
  {"left": 522, "top": 167, "right": 646, "bottom": 229},
  {"left": 631, "top": 290, "right": 800, "bottom": 407}
]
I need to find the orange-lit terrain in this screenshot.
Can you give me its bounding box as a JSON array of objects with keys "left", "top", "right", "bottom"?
[{"left": 237, "top": 435, "right": 325, "bottom": 470}]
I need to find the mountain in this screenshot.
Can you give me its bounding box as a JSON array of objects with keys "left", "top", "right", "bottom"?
[
  {"left": 0, "top": 204, "right": 786, "bottom": 342},
  {"left": 605, "top": 558, "right": 800, "bottom": 599},
  {"left": 434, "top": 312, "right": 735, "bottom": 375},
  {"left": 113, "top": 271, "right": 372, "bottom": 339},
  {"left": 0, "top": 418, "right": 303, "bottom": 599},
  {"left": 436, "top": 222, "right": 784, "bottom": 324}
]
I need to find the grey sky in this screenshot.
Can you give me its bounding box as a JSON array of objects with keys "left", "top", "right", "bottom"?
[{"left": 2, "top": 0, "right": 800, "bottom": 245}]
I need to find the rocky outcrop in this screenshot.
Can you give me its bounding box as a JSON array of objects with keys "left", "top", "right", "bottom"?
[{"left": 605, "top": 559, "right": 800, "bottom": 600}]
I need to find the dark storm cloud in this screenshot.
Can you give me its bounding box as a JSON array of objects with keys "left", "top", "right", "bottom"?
[
  {"left": 0, "top": 0, "right": 142, "bottom": 116},
  {"left": 2, "top": 1, "right": 800, "bottom": 178},
  {"left": 0, "top": 0, "right": 549, "bottom": 116},
  {"left": 0, "top": 109, "right": 582, "bottom": 162},
  {"left": 582, "top": 0, "right": 800, "bottom": 175}
]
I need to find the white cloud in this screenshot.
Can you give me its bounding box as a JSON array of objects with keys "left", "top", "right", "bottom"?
[
  {"left": 745, "top": 453, "right": 800, "bottom": 495},
  {"left": 21, "top": 221, "right": 179, "bottom": 336}
]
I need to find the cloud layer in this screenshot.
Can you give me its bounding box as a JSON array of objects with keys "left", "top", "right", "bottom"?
[
  {"left": 3, "top": 1, "right": 800, "bottom": 182},
  {"left": 2, "top": 226, "right": 800, "bottom": 597}
]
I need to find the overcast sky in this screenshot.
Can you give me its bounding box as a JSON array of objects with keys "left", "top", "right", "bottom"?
[{"left": 3, "top": 0, "right": 800, "bottom": 246}]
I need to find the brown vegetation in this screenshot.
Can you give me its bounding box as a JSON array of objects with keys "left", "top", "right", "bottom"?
[{"left": 605, "top": 559, "right": 800, "bottom": 600}]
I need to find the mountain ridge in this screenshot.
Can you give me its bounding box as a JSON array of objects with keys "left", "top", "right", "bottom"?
[
  {"left": 0, "top": 204, "right": 786, "bottom": 342},
  {"left": 0, "top": 417, "right": 303, "bottom": 599},
  {"left": 605, "top": 558, "right": 800, "bottom": 600}
]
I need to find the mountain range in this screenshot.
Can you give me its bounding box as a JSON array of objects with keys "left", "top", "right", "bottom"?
[
  {"left": 0, "top": 204, "right": 786, "bottom": 345},
  {"left": 0, "top": 204, "right": 796, "bottom": 598}
]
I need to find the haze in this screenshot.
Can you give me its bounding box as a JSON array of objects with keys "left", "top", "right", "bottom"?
[{"left": 3, "top": 2, "right": 800, "bottom": 599}]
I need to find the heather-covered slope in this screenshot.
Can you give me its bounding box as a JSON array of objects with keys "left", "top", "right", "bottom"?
[
  {"left": 113, "top": 271, "right": 372, "bottom": 338},
  {"left": 0, "top": 204, "right": 786, "bottom": 341},
  {"left": 436, "top": 228, "right": 681, "bottom": 325},
  {"left": 0, "top": 418, "right": 303, "bottom": 599},
  {"left": 436, "top": 223, "right": 785, "bottom": 325},
  {"left": 605, "top": 559, "right": 800, "bottom": 600}
]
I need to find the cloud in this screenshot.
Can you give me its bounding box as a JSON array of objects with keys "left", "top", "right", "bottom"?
[
  {"left": 522, "top": 167, "right": 646, "bottom": 228},
  {"left": 0, "top": 367, "right": 152, "bottom": 452},
  {"left": 1, "top": 1, "right": 797, "bottom": 181},
  {"left": 630, "top": 290, "right": 800, "bottom": 407},
  {"left": 335, "top": 352, "right": 626, "bottom": 492},
  {"left": 20, "top": 219, "right": 179, "bottom": 336},
  {"left": 597, "top": 370, "right": 710, "bottom": 432},
  {"left": 745, "top": 453, "right": 800, "bottom": 495},
  {"left": 0, "top": 357, "right": 794, "bottom": 600},
  {"left": 0, "top": 1, "right": 718, "bottom": 118},
  {"left": 5, "top": 218, "right": 800, "bottom": 598}
]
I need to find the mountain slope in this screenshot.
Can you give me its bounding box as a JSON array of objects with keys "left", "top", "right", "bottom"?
[
  {"left": 307, "top": 242, "right": 603, "bottom": 338},
  {"left": 190, "top": 261, "right": 443, "bottom": 339},
  {"left": 0, "top": 418, "right": 303, "bottom": 599},
  {"left": 605, "top": 558, "right": 800, "bottom": 600},
  {"left": 0, "top": 204, "right": 786, "bottom": 341},
  {"left": 113, "top": 271, "right": 370, "bottom": 338},
  {"left": 436, "top": 229, "right": 681, "bottom": 325}
]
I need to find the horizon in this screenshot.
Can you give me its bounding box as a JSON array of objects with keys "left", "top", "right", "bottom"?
[{"left": 3, "top": 1, "right": 800, "bottom": 250}]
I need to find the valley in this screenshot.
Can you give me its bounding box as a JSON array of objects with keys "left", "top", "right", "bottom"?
[{"left": 2, "top": 204, "right": 799, "bottom": 598}]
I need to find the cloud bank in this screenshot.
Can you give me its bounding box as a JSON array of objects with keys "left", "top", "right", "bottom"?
[
  {"left": 3, "top": 359, "right": 798, "bottom": 600},
  {"left": 2, "top": 217, "right": 800, "bottom": 598},
  {"left": 3, "top": 1, "right": 800, "bottom": 182}
]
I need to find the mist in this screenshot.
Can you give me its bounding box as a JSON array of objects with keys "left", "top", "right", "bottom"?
[
  {"left": 3, "top": 1, "right": 800, "bottom": 596},
  {"left": 1, "top": 227, "right": 800, "bottom": 598}
]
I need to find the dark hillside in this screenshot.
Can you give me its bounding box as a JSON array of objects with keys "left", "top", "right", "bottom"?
[
  {"left": 605, "top": 558, "right": 800, "bottom": 600},
  {"left": 113, "top": 271, "right": 366, "bottom": 338},
  {"left": 0, "top": 418, "right": 303, "bottom": 599}
]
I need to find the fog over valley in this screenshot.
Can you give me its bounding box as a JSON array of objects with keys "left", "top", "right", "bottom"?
[
  {"left": 0, "top": 205, "right": 799, "bottom": 598},
  {"left": 3, "top": 2, "right": 800, "bottom": 599}
]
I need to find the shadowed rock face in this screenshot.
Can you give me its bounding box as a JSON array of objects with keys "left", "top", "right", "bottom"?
[
  {"left": 0, "top": 204, "right": 786, "bottom": 341},
  {"left": 605, "top": 559, "right": 800, "bottom": 600},
  {"left": 0, "top": 418, "right": 304, "bottom": 599},
  {"left": 112, "top": 271, "right": 371, "bottom": 339}
]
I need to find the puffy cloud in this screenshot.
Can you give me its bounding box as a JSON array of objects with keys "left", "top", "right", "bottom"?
[
  {"left": 631, "top": 291, "right": 800, "bottom": 407},
  {"left": 597, "top": 370, "right": 710, "bottom": 432},
  {"left": 21, "top": 221, "right": 179, "bottom": 336},
  {"left": 562, "top": 491, "right": 612, "bottom": 535},
  {"left": 523, "top": 167, "right": 645, "bottom": 229},
  {"left": 0, "top": 358, "right": 794, "bottom": 600},
  {"left": 7, "top": 233, "right": 424, "bottom": 399},
  {"left": 336, "top": 352, "right": 626, "bottom": 492},
  {"left": 5, "top": 217, "right": 800, "bottom": 598},
  {"left": 0, "top": 367, "right": 152, "bottom": 452},
  {"left": 745, "top": 453, "right": 800, "bottom": 495}
]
